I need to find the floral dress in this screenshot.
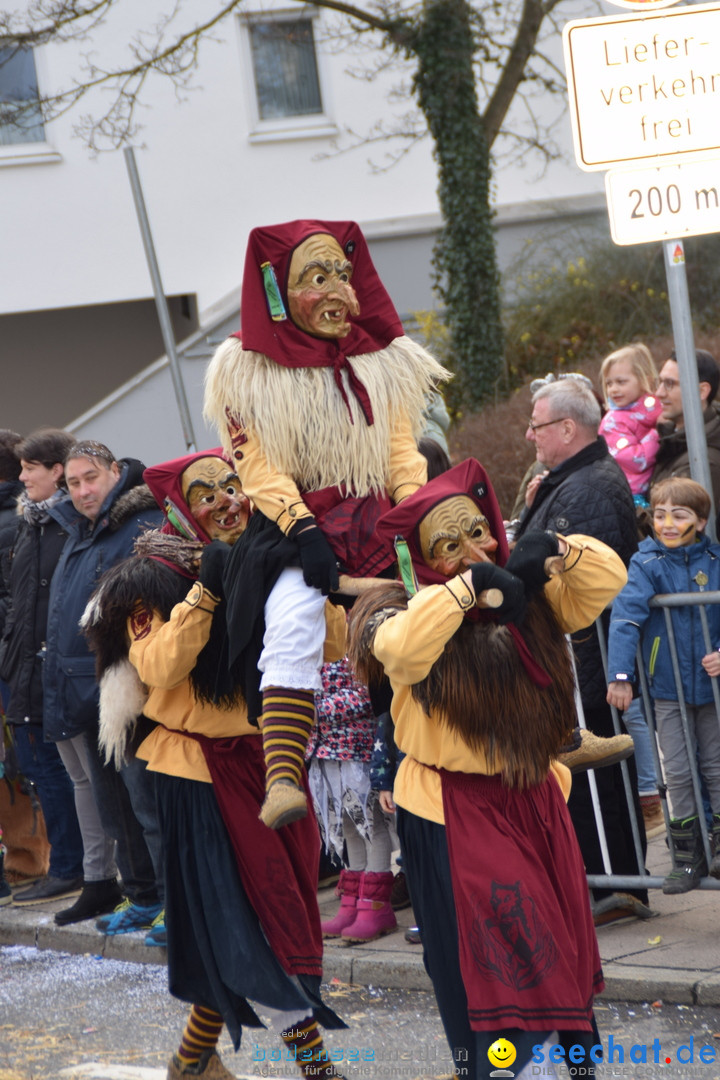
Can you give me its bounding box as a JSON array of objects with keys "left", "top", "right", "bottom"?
[{"left": 306, "top": 657, "right": 379, "bottom": 860}]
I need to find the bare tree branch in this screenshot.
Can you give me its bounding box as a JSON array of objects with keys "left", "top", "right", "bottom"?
[
  {"left": 0, "top": 0, "right": 587, "bottom": 403},
  {"left": 481, "top": 0, "right": 565, "bottom": 148}
]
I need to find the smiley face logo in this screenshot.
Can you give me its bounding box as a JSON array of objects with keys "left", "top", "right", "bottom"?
[{"left": 488, "top": 1038, "right": 517, "bottom": 1070}]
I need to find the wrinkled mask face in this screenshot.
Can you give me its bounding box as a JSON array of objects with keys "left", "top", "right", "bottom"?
[
  {"left": 181, "top": 457, "right": 250, "bottom": 544},
  {"left": 286, "top": 233, "right": 360, "bottom": 339},
  {"left": 652, "top": 502, "right": 706, "bottom": 549},
  {"left": 418, "top": 495, "right": 498, "bottom": 577}
]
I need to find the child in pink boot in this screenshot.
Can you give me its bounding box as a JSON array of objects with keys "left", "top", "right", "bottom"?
[{"left": 308, "top": 657, "right": 397, "bottom": 943}]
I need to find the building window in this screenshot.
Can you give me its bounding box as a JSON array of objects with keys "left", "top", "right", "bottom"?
[
  {"left": 0, "top": 45, "right": 45, "bottom": 146},
  {"left": 248, "top": 18, "right": 323, "bottom": 121}
]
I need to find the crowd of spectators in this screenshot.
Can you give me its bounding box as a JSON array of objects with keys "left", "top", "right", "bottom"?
[{"left": 2, "top": 340, "right": 719, "bottom": 943}]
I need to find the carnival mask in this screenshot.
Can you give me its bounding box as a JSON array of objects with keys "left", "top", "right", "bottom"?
[
  {"left": 418, "top": 495, "right": 498, "bottom": 577},
  {"left": 180, "top": 457, "right": 250, "bottom": 544},
  {"left": 286, "top": 233, "right": 360, "bottom": 339}
]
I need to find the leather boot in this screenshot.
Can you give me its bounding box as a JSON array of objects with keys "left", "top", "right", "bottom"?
[
  {"left": 259, "top": 779, "right": 307, "bottom": 830},
  {"left": 663, "top": 817, "right": 708, "bottom": 894},
  {"left": 342, "top": 871, "right": 397, "bottom": 943},
  {"left": 54, "top": 877, "right": 123, "bottom": 926},
  {"left": 321, "top": 869, "right": 362, "bottom": 938},
  {"left": 709, "top": 814, "right": 720, "bottom": 879}
]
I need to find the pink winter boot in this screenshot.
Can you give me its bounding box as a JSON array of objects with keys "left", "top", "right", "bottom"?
[
  {"left": 321, "top": 869, "right": 362, "bottom": 938},
  {"left": 342, "top": 871, "right": 397, "bottom": 943}
]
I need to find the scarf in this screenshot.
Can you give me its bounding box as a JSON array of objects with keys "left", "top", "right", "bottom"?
[{"left": 20, "top": 488, "right": 66, "bottom": 526}]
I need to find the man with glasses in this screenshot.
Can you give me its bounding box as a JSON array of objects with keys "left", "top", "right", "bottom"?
[
  {"left": 652, "top": 350, "right": 720, "bottom": 508},
  {"left": 515, "top": 378, "right": 650, "bottom": 928}
]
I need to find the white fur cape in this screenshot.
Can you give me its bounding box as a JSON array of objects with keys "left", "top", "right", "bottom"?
[{"left": 203, "top": 335, "right": 451, "bottom": 497}]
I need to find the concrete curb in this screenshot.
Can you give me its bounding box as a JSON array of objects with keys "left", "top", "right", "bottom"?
[
  {"left": 2, "top": 901, "right": 713, "bottom": 1006},
  {"left": 1, "top": 902, "right": 434, "bottom": 988}
]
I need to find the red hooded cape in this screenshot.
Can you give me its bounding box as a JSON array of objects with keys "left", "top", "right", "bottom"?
[
  {"left": 143, "top": 448, "right": 229, "bottom": 545},
  {"left": 375, "top": 458, "right": 550, "bottom": 687},
  {"left": 235, "top": 220, "right": 405, "bottom": 423},
  {"left": 374, "top": 458, "right": 510, "bottom": 586}
]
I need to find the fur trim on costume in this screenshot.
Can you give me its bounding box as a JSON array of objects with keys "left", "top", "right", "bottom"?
[
  {"left": 349, "top": 588, "right": 577, "bottom": 789},
  {"left": 134, "top": 529, "right": 205, "bottom": 576},
  {"left": 98, "top": 660, "right": 149, "bottom": 768},
  {"left": 347, "top": 581, "right": 408, "bottom": 691},
  {"left": 82, "top": 555, "right": 189, "bottom": 678},
  {"left": 108, "top": 484, "right": 157, "bottom": 532},
  {"left": 83, "top": 532, "right": 244, "bottom": 714},
  {"left": 203, "top": 335, "right": 451, "bottom": 496}
]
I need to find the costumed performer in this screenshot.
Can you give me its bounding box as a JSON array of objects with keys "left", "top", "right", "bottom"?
[
  {"left": 348, "top": 458, "right": 628, "bottom": 1080},
  {"left": 83, "top": 450, "right": 348, "bottom": 1080},
  {"left": 203, "top": 219, "right": 450, "bottom": 830}
]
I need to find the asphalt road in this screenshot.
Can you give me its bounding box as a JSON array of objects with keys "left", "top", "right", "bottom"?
[{"left": 3, "top": 945, "right": 720, "bottom": 1080}]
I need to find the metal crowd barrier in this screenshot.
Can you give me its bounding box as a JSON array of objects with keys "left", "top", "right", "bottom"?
[{"left": 582, "top": 590, "right": 720, "bottom": 892}]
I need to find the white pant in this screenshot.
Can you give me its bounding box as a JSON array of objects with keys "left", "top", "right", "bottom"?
[{"left": 258, "top": 567, "right": 327, "bottom": 691}]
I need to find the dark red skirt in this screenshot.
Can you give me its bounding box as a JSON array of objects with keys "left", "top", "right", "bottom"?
[
  {"left": 195, "top": 733, "right": 323, "bottom": 975},
  {"left": 441, "top": 769, "right": 604, "bottom": 1032}
]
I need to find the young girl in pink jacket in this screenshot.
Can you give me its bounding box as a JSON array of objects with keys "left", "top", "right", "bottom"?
[{"left": 599, "top": 343, "right": 662, "bottom": 509}]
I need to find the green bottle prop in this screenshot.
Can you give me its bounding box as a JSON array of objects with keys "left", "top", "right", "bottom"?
[
  {"left": 261, "top": 261, "right": 287, "bottom": 322},
  {"left": 394, "top": 537, "right": 419, "bottom": 597}
]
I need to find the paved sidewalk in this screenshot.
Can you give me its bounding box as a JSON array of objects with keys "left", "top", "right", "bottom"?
[{"left": 2, "top": 834, "right": 719, "bottom": 1006}]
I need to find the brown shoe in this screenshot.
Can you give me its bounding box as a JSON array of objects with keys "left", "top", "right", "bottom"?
[
  {"left": 167, "top": 1050, "right": 236, "bottom": 1079},
  {"left": 259, "top": 780, "right": 307, "bottom": 830},
  {"left": 592, "top": 891, "right": 655, "bottom": 928},
  {"left": 390, "top": 870, "right": 412, "bottom": 911},
  {"left": 558, "top": 729, "right": 634, "bottom": 774},
  {"left": 640, "top": 794, "right": 665, "bottom": 840}
]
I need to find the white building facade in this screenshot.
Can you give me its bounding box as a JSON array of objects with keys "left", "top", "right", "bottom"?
[{"left": 1, "top": 0, "right": 608, "bottom": 461}]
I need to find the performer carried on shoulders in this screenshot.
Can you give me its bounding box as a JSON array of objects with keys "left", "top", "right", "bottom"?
[{"left": 204, "top": 219, "right": 449, "bottom": 829}]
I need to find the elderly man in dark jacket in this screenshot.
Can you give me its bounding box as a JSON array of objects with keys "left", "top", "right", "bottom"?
[
  {"left": 516, "top": 378, "right": 649, "bottom": 926},
  {"left": 42, "top": 440, "right": 165, "bottom": 934}
]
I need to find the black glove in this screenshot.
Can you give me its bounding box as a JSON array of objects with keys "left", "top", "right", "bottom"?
[
  {"left": 295, "top": 525, "right": 339, "bottom": 596},
  {"left": 469, "top": 562, "right": 526, "bottom": 625},
  {"left": 505, "top": 529, "right": 560, "bottom": 596},
  {"left": 199, "top": 540, "right": 231, "bottom": 597}
]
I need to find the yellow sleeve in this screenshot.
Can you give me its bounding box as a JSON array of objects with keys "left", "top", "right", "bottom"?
[
  {"left": 543, "top": 534, "right": 628, "bottom": 634},
  {"left": 323, "top": 600, "right": 348, "bottom": 663},
  {"left": 373, "top": 576, "right": 474, "bottom": 686},
  {"left": 387, "top": 413, "right": 428, "bottom": 503},
  {"left": 228, "top": 422, "right": 314, "bottom": 535},
  {"left": 549, "top": 760, "right": 572, "bottom": 802},
  {"left": 128, "top": 582, "right": 219, "bottom": 690}
]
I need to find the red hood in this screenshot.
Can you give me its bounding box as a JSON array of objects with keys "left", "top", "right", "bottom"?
[
  {"left": 143, "top": 448, "right": 229, "bottom": 544},
  {"left": 374, "top": 458, "right": 509, "bottom": 586},
  {"left": 235, "top": 218, "right": 404, "bottom": 369}
]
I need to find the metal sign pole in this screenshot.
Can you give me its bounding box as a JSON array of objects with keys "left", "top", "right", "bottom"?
[
  {"left": 662, "top": 238, "right": 716, "bottom": 540},
  {"left": 124, "top": 147, "right": 197, "bottom": 453}
]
